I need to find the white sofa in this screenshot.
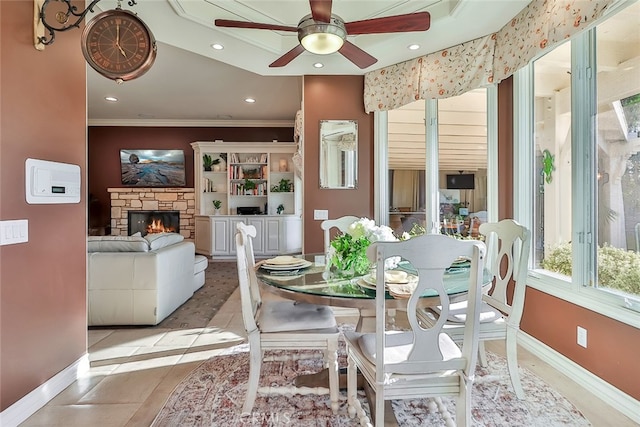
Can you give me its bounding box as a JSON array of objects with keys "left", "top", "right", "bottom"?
[{"left": 87, "top": 233, "right": 207, "bottom": 326}]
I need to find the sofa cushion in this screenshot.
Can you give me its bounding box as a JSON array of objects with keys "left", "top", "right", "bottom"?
[
  {"left": 87, "top": 236, "right": 149, "bottom": 253},
  {"left": 144, "top": 232, "right": 185, "bottom": 250}
]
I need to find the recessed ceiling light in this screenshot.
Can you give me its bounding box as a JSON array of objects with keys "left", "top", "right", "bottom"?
[
  {"left": 105, "top": 96, "right": 118, "bottom": 102},
  {"left": 408, "top": 44, "right": 420, "bottom": 50},
  {"left": 245, "top": 98, "right": 256, "bottom": 103},
  {"left": 211, "top": 43, "right": 224, "bottom": 50},
  {"left": 313, "top": 62, "right": 324, "bottom": 68}
]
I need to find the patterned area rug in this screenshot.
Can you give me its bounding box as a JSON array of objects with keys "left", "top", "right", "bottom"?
[
  {"left": 152, "top": 335, "right": 591, "bottom": 427},
  {"left": 154, "top": 261, "right": 238, "bottom": 329}
]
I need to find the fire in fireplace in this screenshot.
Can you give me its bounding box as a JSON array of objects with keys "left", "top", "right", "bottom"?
[{"left": 128, "top": 210, "right": 180, "bottom": 236}]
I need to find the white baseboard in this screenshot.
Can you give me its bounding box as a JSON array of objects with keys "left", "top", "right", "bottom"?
[
  {"left": 519, "top": 332, "right": 640, "bottom": 425},
  {"left": 0, "top": 355, "right": 89, "bottom": 427}
]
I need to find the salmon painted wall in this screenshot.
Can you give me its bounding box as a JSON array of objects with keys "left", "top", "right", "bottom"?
[
  {"left": 88, "top": 127, "right": 293, "bottom": 228},
  {"left": 496, "top": 78, "right": 640, "bottom": 400},
  {"left": 302, "top": 75, "right": 374, "bottom": 253},
  {"left": 0, "top": 1, "right": 87, "bottom": 410},
  {"left": 521, "top": 289, "right": 640, "bottom": 398}
]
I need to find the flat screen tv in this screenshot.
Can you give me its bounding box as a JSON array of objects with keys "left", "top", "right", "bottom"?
[
  {"left": 120, "top": 149, "right": 186, "bottom": 187},
  {"left": 446, "top": 173, "right": 475, "bottom": 190}
]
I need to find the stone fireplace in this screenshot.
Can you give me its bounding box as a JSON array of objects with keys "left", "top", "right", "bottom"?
[{"left": 108, "top": 188, "right": 195, "bottom": 239}]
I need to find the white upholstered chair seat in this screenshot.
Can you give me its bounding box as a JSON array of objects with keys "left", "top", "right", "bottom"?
[
  {"left": 435, "top": 300, "right": 504, "bottom": 323},
  {"left": 352, "top": 331, "right": 461, "bottom": 366},
  {"left": 258, "top": 301, "right": 337, "bottom": 333}
]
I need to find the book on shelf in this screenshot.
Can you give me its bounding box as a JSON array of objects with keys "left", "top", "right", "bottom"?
[{"left": 202, "top": 178, "right": 219, "bottom": 193}]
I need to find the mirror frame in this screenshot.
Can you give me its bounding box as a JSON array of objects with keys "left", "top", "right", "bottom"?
[{"left": 319, "top": 120, "right": 358, "bottom": 189}]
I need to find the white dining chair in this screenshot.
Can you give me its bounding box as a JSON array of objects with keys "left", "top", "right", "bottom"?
[
  {"left": 419, "top": 219, "right": 531, "bottom": 400},
  {"left": 234, "top": 222, "right": 340, "bottom": 414},
  {"left": 321, "top": 215, "right": 360, "bottom": 253},
  {"left": 345, "top": 234, "right": 486, "bottom": 426}
]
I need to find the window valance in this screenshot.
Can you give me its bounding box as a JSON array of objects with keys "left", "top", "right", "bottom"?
[{"left": 364, "top": 0, "right": 618, "bottom": 112}]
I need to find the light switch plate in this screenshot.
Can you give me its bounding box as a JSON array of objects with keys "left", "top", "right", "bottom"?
[
  {"left": 314, "top": 209, "right": 328, "bottom": 220},
  {"left": 0, "top": 219, "right": 29, "bottom": 245}
]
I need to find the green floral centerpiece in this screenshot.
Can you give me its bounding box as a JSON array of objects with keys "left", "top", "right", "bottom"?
[{"left": 327, "top": 218, "right": 399, "bottom": 278}]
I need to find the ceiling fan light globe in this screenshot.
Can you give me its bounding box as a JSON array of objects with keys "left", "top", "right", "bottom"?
[
  {"left": 300, "top": 32, "right": 344, "bottom": 54},
  {"left": 297, "top": 15, "right": 346, "bottom": 55}
]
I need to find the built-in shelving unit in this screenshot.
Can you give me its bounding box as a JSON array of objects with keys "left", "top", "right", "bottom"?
[{"left": 191, "top": 141, "right": 301, "bottom": 257}]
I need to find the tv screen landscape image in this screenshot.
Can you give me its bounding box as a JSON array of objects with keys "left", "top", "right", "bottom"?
[{"left": 120, "top": 149, "right": 186, "bottom": 187}]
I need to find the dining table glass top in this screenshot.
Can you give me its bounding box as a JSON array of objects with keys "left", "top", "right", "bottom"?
[{"left": 256, "top": 253, "right": 491, "bottom": 307}]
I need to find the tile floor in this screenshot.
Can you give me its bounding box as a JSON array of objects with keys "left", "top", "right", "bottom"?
[{"left": 20, "top": 289, "right": 636, "bottom": 427}]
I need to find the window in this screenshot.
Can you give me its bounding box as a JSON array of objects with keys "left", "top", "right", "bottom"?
[
  {"left": 532, "top": 41, "right": 572, "bottom": 273},
  {"left": 384, "top": 90, "right": 491, "bottom": 237},
  {"left": 522, "top": 0, "right": 640, "bottom": 324}
]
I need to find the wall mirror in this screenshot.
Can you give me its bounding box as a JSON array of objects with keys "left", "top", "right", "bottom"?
[{"left": 319, "top": 120, "right": 358, "bottom": 189}]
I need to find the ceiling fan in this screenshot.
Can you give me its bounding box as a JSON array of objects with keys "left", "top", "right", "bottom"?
[{"left": 214, "top": 0, "right": 430, "bottom": 69}]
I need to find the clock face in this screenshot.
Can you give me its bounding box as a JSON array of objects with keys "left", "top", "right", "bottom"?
[{"left": 81, "top": 9, "right": 157, "bottom": 82}]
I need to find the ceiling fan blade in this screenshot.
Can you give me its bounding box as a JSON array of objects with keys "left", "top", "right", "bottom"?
[
  {"left": 269, "top": 44, "right": 306, "bottom": 67},
  {"left": 345, "top": 12, "right": 430, "bottom": 35},
  {"left": 338, "top": 41, "right": 377, "bottom": 69},
  {"left": 214, "top": 19, "right": 297, "bottom": 32},
  {"left": 309, "top": 0, "right": 332, "bottom": 23}
]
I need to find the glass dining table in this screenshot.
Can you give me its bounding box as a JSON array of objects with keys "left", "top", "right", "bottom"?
[{"left": 256, "top": 253, "right": 492, "bottom": 331}]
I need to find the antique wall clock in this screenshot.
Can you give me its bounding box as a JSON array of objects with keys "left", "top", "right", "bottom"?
[{"left": 81, "top": 8, "right": 157, "bottom": 82}]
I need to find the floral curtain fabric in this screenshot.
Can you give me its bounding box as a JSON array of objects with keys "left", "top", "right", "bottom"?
[{"left": 364, "top": 0, "right": 618, "bottom": 112}]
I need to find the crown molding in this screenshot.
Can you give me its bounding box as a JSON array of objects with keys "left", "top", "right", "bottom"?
[{"left": 87, "top": 119, "right": 295, "bottom": 127}]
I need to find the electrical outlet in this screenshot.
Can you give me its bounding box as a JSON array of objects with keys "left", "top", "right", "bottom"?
[{"left": 577, "top": 326, "right": 587, "bottom": 348}]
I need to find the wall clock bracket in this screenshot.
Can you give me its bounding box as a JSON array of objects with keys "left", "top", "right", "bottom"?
[{"left": 33, "top": 0, "right": 137, "bottom": 49}]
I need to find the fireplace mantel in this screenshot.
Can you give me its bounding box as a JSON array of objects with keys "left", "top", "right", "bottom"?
[{"left": 108, "top": 187, "right": 195, "bottom": 239}]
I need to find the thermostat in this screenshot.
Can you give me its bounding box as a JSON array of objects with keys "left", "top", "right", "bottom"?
[{"left": 25, "top": 158, "right": 81, "bottom": 204}]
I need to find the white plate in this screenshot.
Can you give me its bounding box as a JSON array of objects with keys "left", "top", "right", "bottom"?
[
  {"left": 355, "top": 278, "right": 377, "bottom": 290},
  {"left": 260, "top": 259, "right": 313, "bottom": 271},
  {"left": 355, "top": 279, "right": 416, "bottom": 297},
  {"left": 363, "top": 272, "right": 418, "bottom": 286},
  {"left": 263, "top": 255, "right": 306, "bottom": 266}
]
